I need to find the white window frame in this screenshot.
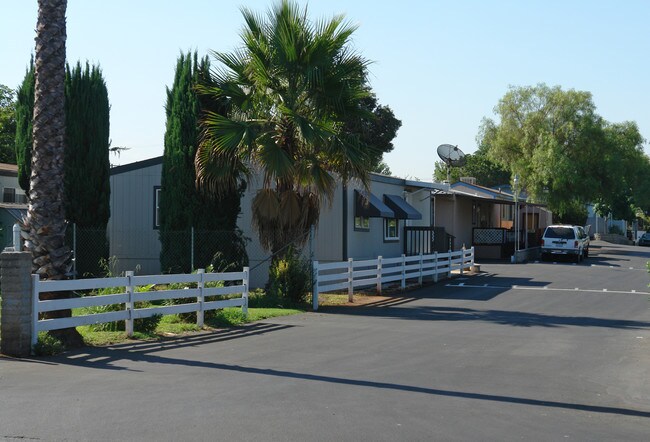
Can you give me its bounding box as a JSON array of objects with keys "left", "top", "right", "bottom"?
[
  {"left": 154, "top": 186, "right": 161, "bottom": 229},
  {"left": 384, "top": 218, "right": 399, "bottom": 241}
]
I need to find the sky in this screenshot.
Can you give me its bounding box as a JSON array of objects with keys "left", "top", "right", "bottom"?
[{"left": 2, "top": 0, "right": 649, "bottom": 181}]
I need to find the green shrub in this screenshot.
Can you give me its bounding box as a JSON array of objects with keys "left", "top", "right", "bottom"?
[
  {"left": 34, "top": 332, "right": 65, "bottom": 356},
  {"left": 166, "top": 265, "right": 227, "bottom": 323},
  {"left": 82, "top": 300, "right": 162, "bottom": 334},
  {"left": 267, "top": 247, "right": 311, "bottom": 305},
  {"left": 80, "top": 280, "right": 162, "bottom": 334}
]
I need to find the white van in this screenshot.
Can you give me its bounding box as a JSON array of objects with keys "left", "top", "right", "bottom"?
[{"left": 541, "top": 225, "right": 590, "bottom": 262}]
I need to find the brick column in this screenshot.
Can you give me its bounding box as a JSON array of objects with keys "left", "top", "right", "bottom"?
[{"left": 1, "top": 251, "right": 33, "bottom": 357}]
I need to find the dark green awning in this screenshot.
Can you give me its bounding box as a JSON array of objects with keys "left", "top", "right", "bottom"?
[
  {"left": 384, "top": 194, "right": 422, "bottom": 220},
  {"left": 355, "top": 190, "right": 394, "bottom": 218}
]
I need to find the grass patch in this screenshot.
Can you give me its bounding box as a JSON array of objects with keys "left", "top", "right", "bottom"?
[
  {"left": 156, "top": 314, "right": 202, "bottom": 335},
  {"left": 318, "top": 293, "right": 352, "bottom": 306},
  {"left": 318, "top": 293, "right": 387, "bottom": 306},
  {"left": 206, "top": 307, "right": 303, "bottom": 328},
  {"left": 78, "top": 328, "right": 156, "bottom": 346},
  {"left": 20, "top": 289, "right": 307, "bottom": 353},
  {"left": 74, "top": 306, "right": 304, "bottom": 348}
]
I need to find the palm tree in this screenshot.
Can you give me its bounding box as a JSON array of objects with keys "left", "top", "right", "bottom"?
[
  {"left": 196, "top": 0, "right": 373, "bottom": 256},
  {"left": 24, "top": 0, "right": 82, "bottom": 346}
]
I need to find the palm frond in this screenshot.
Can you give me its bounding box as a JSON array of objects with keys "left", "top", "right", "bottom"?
[{"left": 201, "top": 0, "right": 372, "bottom": 253}]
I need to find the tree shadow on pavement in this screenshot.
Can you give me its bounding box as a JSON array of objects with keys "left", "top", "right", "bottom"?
[
  {"left": 321, "top": 305, "right": 650, "bottom": 330},
  {"left": 34, "top": 329, "right": 650, "bottom": 420}
]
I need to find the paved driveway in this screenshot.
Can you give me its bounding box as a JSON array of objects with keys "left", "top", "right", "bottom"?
[{"left": 1, "top": 241, "right": 649, "bottom": 441}]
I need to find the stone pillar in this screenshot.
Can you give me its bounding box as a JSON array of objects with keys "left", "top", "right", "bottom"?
[{"left": 1, "top": 251, "right": 33, "bottom": 357}]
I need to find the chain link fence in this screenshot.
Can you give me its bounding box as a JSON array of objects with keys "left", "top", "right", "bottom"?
[{"left": 65, "top": 224, "right": 313, "bottom": 288}]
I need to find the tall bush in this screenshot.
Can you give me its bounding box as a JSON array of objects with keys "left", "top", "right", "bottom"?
[
  {"left": 160, "top": 52, "right": 246, "bottom": 273},
  {"left": 15, "top": 60, "right": 110, "bottom": 277},
  {"left": 267, "top": 247, "right": 311, "bottom": 305}
]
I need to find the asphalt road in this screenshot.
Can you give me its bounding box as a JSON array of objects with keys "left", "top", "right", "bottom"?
[{"left": 1, "top": 241, "right": 649, "bottom": 441}]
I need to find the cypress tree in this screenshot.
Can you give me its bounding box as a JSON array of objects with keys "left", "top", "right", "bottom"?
[
  {"left": 64, "top": 62, "right": 110, "bottom": 227},
  {"left": 15, "top": 60, "right": 35, "bottom": 191},
  {"left": 160, "top": 52, "right": 246, "bottom": 273},
  {"left": 63, "top": 62, "right": 111, "bottom": 276},
  {"left": 15, "top": 59, "right": 110, "bottom": 276}
]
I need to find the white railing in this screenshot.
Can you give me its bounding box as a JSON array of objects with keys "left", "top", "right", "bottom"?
[
  {"left": 312, "top": 248, "right": 474, "bottom": 310},
  {"left": 31, "top": 267, "right": 249, "bottom": 346}
]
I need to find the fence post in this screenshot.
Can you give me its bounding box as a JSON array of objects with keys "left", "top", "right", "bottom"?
[
  {"left": 309, "top": 225, "right": 315, "bottom": 308},
  {"left": 471, "top": 246, "right": 475, "bottom": 267},
  {"left": 401, "top": 254, "right": 406, "bottom": 290},
  {"left": 32, "top": 274, "right": 39, "bottom": 349},
  {"left": 190, "top": 227, "right": 195, "bottom": 272},
  {"left": 448, "top": 249, "right": 452, "bottom": 279},
  {"left": 197, "top": 268, "right": 205, "bottom": 327},
  {"left": 72, "top": 222, "right": 77, "bottom": 279},
  {"left": 418, "top": 253, "right": 423, "bottom": 285},
  {"left": 434, "top": 252, "right": 439, "bottom": 283},
  {"left": 125, "top": 271, "right": 134, "bottom": 337},
  {"left": 376, "top": 256, "right": 382, "bottom": 295},
  {"left": 12, "top": 223, "right": 21, "bottom": 251},
  {"left": 312, "top": 260, "right": 319, "bottom": 311},
  {"left": 460, "top": 246, "right": 465, "bottom": 275},
  {"left": 348, "top": 258, "right": 354, "bottom": 303},
  {"left": 0, "top": 251, "right": 34, "bottom": 357},
  {"left": 242, "top": 266, "right": 249, "bottom": 316}
]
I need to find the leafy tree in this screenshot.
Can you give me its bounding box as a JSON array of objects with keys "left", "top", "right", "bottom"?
[
  {"left": 343, "top": 91, "right": 401, "bottom": 174},
  {"left": 24, "top": 0, "right": 83, "bottom": 346},
  {"left": 0, "top": 84, "right": 17, "bottom": 163},
  {"left": 160, "top": 52, "right": 247, "bottom": 273},
  {"left": 15, "top": 61, "right": 35, "bottom": 190},
  {"left": 478, "top": 84, "right": 611, "bottom": 218},
  {"left": 433, "top": 145, "right": 510, "bottom": 187},
  {"left": 555, "top": 200, "right": 588, "bottom": 226},
  {"left": 594, "top": 121, "right": 648, "bottom": 222},
  {"left": 197, "top": 0, "right": 372, "bottom": 258},
  {"left": 372, "top": 160, "right": 392, "bottom": 176},
  {"left": 479, "top": 84, "right": 650, "bottom": 223}
]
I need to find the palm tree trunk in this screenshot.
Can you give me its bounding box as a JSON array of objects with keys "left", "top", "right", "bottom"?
[{"left": 25, "top": 0, "right": 82, "bottom": 347}]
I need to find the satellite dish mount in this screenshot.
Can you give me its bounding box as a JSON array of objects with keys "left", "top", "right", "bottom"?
[{"left": 437, "top": 144, "right": 466, "bottom": 184}]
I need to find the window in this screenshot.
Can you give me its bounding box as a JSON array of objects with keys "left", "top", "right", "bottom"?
[
  {"left": 3, "top": 187, "right": 15, "bottom": 203},
  {"left": 153, "top": 186, "right": 161, "bottom": 229},
  {"left": 354, "top": 216, "right": 370, "bottom": 231},
  {"left": 501, "top": 204, "right": 514, "bottom": 221},
  {"left": 384, "top": 218, "right": 399, "bottom": 241}
]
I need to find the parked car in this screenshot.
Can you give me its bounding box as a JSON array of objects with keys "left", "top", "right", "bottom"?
[
  {"left": 541, "top": 225, "right": 590, "bottom": 262},
  {"left": 638, "top": 232, "right": 650, "bottom": 247}
]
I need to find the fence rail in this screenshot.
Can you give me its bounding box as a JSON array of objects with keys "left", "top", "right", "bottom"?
[
  {"left": 31, "top": 267, "right": 249, "bottom": 346},
  {"left": 312, "top": 248, "right": 474, "bottom": 310}
]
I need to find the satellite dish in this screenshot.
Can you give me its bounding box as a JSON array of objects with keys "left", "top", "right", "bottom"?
[
  {"left": 437, "top": 144, "right": 466, "bottom": 167},
  {"left": 437, "top": 144, "right": 466, "bottom": 183}
]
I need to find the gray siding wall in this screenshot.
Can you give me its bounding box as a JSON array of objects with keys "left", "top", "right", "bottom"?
[
  {"left": 237, "top": 174, "right": 268, "bottom": 288},
  {"left": 312, "top": 183, "right": 344, "bottom": 262},
  {"left": 238, "top": 174, "right": 345, "bottom": 288},
  {"left": 108, "top": 163, "right": 162, "bottom": 275}
]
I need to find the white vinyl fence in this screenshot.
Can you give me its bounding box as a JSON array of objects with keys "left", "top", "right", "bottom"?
[
  {"left": 32, "top": 268, "right": 249, "bottom": 346},
  {"left": 312, "top": 248, "right": 474, "bottom": 310}
]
